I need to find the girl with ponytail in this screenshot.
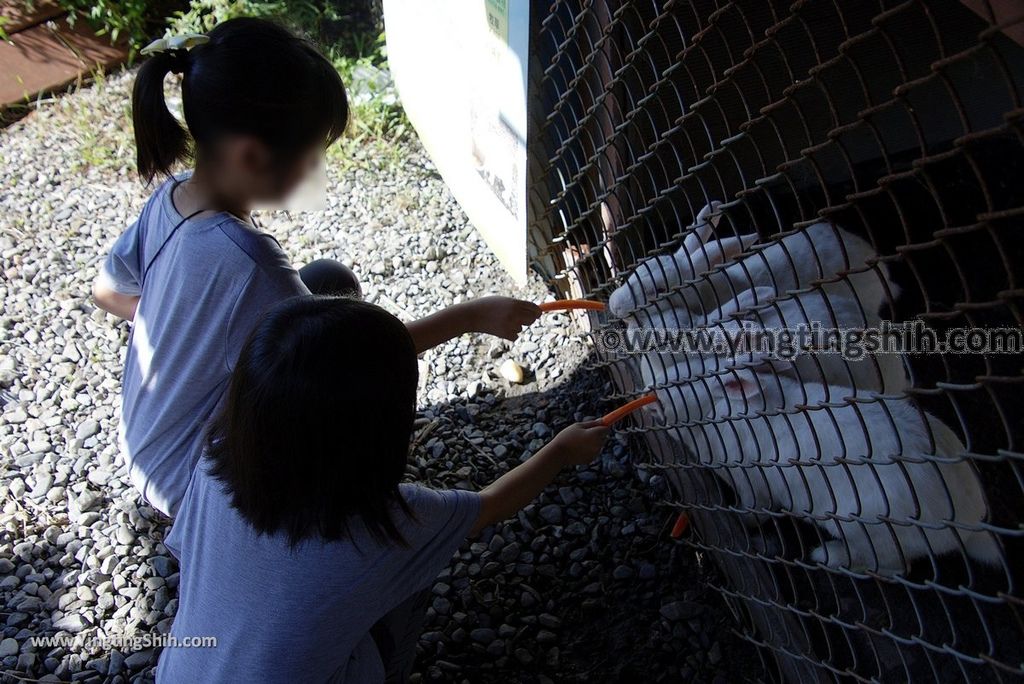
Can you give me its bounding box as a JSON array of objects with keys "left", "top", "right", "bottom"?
[{"left": 93, "top": 17, "right": 541, "bottom": 519}]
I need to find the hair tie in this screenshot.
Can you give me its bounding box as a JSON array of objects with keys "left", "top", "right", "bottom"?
[{"left": 141, "top": 34, "right": 209, "bottom": 72}]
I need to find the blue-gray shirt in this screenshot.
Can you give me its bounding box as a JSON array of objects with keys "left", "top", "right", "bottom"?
[
  {"left": 99, "top": 177, "right": 307, "bottom": 516},
  {"left": 158, "top": 458, "right": 480, "bottom": 683}
]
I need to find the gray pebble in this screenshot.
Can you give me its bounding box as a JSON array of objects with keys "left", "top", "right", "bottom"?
[
  {"left": 53, "top": 614, "right": 88, "bottom": 633},
  {"left": 538, "top": 504, "right": 563, "bottom": 525},
  {"left": 660, "top": 601, "right": 704, "bottom": 621},
  {"left": 75, "top": 421, "right": 100, "bottom": 440},
  {"left": 470, "top": 628, "right": 497, "bottom": 645},
  {"left": 0, "top": 638, "right": 18, "bottom": 657}
]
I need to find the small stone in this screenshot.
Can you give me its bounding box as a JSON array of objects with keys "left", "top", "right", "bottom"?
[
  {"left": 531, "top": 422, "right": 551, "bottom": 438},
  {"left": 123, "top": 649, "right": 153, "bottom": 669},
  {"left": 108, "top": 650, "right": 124, "bottom": 674},
  {"left": 557, "top": 486, "right": 578, "bottom": 505},
  {"left": 0, "top": 638, "right": 18, "bottom": 656},
  {"left": 613, "top": 565, "right": 635, "bottom": 580},
  {"left": 470, "top": 628, "right": 497, "bottom": 645},
  {"left": 86, "top": 657, "right": 108, "bottom": 675},
  {"left": 27, "top": 440, "right": 51, "bottom": 454},
  {"left": 538, "top": 613, "right": 561, "bottom": 629},
  {"left": 499, "top": 542, "right": 521, "bottom": 564},
  {"left": 150, "top": 556, "right": 176, "bottom": 577},
  {"left": 660, "top": 600, "right": 703, "bottom": 621},
  {"left": 498, "top": 359, "right": 525, "bottom": 384},
  {"left": 538, "top": 504, "right": 562, "bottom": 525},
  {"left": 16, "top": 652, "right": 35, "bottom": 671},
  {"left": 30, "top": 473, "right": 52, "bottom": 497},
  {"left": 536, "top": 630, "right": 558, "bottom": 644},
  {"left": 76, "top": 420, "right": 100, "bottom": 440},
  {"left": 53, "top": 614, "right": 88, "bottom": 633}
]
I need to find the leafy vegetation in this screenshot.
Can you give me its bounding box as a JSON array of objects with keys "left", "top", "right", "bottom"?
[{"left": 49, "top": 0, "right": 407, "bottom": 168}]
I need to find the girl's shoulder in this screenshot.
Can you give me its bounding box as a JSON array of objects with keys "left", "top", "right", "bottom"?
[
  {"left": 213, "top": 218, "right": 289, "bottom": 272},
  {"left": 398, "top": 484, "right": 481, "bottom": 520}
]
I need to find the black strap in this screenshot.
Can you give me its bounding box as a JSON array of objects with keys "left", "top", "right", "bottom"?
[
  {"left": 139, "top": 179, "right": 260, "bottom": 283},
  {"left": 140, "top": 179, "right": 206, "bottom": 282},
  {"left": 142, "top": 208, "right": 206, "bottom": 280}
]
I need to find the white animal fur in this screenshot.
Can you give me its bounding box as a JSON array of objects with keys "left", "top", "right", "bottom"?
[{"left": 651, "top": 372, "right": 1000, "bottom": 575}]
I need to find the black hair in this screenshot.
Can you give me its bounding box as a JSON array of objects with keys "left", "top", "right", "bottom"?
[
  {"left": 132, "top": 17, "right": 349, "bottom": 181},
  {"left": 206, "top": 296, "right": 418, "bottom": 547}
]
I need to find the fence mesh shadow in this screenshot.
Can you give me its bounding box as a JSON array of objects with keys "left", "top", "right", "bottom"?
[{"left": 525, "top": 1, "right": 1024, "bottom": 681}]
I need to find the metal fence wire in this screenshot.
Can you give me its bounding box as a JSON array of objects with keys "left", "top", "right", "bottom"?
[{"left": 525, "top": 1, "right": 1024, "bottom": 681}]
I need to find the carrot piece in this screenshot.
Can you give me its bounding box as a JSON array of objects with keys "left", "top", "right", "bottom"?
[
  {"left": 600, "top": 393, "right": 658, "bottom": 426},
  {"left": 538, "top": 299, "right": 606, "bottom": 312},
  {"left": 670, "top": 512, "right": 690, "bottom": 539}
]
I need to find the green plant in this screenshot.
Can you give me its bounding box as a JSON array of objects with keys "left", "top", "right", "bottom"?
[
  {"left": 168, "top": 0, "right": 287, "bottom": 34},
  {"left": 57, "top": 0, "right": 184, "bottom": 54}
]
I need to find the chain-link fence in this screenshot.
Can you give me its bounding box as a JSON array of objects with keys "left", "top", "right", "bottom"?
[{"left": 526, "top": 1, "right": 1024, "bottom": 680}]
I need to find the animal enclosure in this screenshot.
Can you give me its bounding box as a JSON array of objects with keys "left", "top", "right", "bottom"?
[{"left": 526, "top": 0, "right": 1024, "bottom": 680}]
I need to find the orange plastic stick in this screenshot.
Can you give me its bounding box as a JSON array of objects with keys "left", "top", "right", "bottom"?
[
  {"left": 600, "top": 393, "right": 658, "bottom": 426},
  {"left": 670, "top": 512, "right": 690, "bottom": 539},
  {"left": 538, "top": 299, "right": 606, "bottom": 312}
]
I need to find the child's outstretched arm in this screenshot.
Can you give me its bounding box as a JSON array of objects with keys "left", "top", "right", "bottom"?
[
  {"left": 470, "top": 421, "right": 609, "bottom": 535},
  {"left": 93, "top": 281, "right": 140, "bottom": 321},
  {"left": 406, "top": 296, "right": 541, "bottom": 354}
]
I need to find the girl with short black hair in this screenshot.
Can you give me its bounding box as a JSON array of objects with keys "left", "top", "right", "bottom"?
[{"left": 158, "top": 296, "right": 608, "bottom": 682}]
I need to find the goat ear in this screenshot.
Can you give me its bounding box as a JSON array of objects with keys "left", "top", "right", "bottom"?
[
  {"left": 681, "top": 201, "right": 721, "bottom": 259},
  {"left": 701, "top": 232, "right": 758, "bottom": 271},
  {"left": 680, "top": 202, "right": 758, "bottom": 276}
]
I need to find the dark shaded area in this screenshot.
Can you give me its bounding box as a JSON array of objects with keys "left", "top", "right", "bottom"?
[
  {"left": 409, "top": 356, "right": 762, "bottom": 683},
  {"left": 527, "top": 0, "right": 1024, "bottom": 681}
]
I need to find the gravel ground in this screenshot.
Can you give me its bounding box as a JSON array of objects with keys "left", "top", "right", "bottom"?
[{"left": 0, "top": 70, "right": 757, "bottom": 683}]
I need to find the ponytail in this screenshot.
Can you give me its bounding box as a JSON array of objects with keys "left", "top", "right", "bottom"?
[{"left": 132, "top": 51, "right": 190, "bottom": 182}]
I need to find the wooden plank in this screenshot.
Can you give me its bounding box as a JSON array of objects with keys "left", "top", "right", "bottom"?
[
  {"left": 0, "top": 16, "right": 127, "bottom": 108},
  {"left": 0, "top": 0, "right": 63, "bottom": 34}
]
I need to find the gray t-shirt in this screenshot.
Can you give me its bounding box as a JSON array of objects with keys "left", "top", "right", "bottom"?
[
  {"left": 99, "top": 177, "right": 307, "bottom": 516},
  {"left": 157, "top": 458, "right": 480, "bottom": 683}
]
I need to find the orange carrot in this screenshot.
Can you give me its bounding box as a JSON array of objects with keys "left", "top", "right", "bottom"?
[
  {"left": 600, "top": 393, "right": 658, "bottom": 426},
  {"left": 670, "top": 512, "right": 690, "bottom": 539},
  {"left": 538, "top": 299, "right": 606, "bottom": 312}
]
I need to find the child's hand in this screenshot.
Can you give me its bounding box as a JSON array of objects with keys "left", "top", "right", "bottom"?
[
  {"left": 549, "top": 421, "right": 610, "bottom": 466},
  {"left": 465, "top": 296, "right": 542, "bottom": 341}
]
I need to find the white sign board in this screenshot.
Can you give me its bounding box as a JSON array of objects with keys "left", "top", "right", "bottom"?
[{"left": 384, "top": 0, "right": 530, "bottom": 283}]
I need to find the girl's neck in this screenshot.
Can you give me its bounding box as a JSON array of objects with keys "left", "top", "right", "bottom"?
[{"left": 178, "top": 166, "right": 253, "bottom": 223}]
